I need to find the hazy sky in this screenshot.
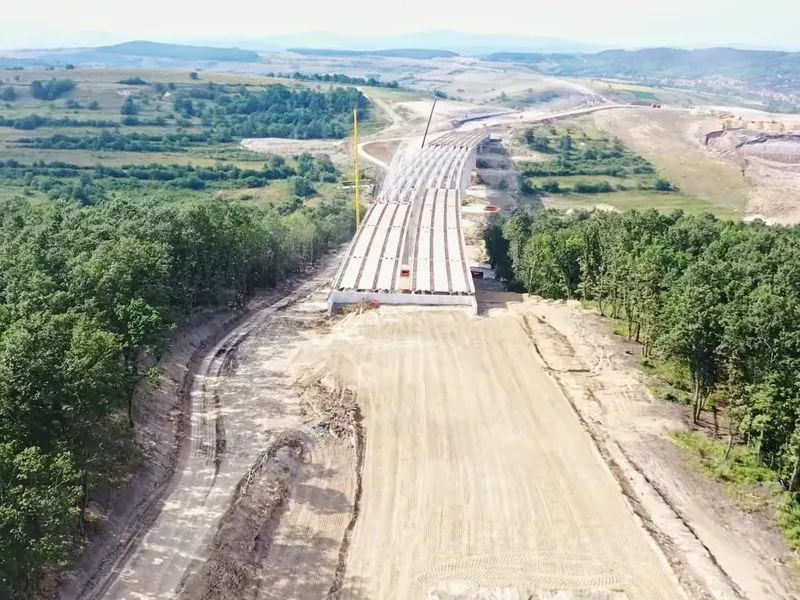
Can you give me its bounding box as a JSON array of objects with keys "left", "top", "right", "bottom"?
[{"left": 3, "top": 0, "right": 800, "bottom": 50}]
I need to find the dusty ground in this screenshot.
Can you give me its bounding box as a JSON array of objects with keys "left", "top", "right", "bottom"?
[
  {"left": 509, "top": 297, "right": 799, "bottom": 600},
  {"left": 64, "top": 58, "right": 800, "bottom": 600},
  {"left": 359, "top": 140, "right": 403, "bottom": 168},
  {"left": 593, "top": 107, "right": 800, "bottom": 223},
  {"left": 703, "top": 128, "right": 800, "bottom": 223},
  {"left": 241, "top": 138, "right": 345, "bottom": 157},
  {"left": 81, "top": 254, "right": 344, "bottom": 600},
  {"left": 289, "top": 306, "right": 687, "bottom": 600}
]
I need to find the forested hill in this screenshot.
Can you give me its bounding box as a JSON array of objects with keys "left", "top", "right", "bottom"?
[
  {"left": 486, "top": 47, "right": 800, "bottom": 87},
  {"left": 287, "top": 48, "right": 459, "bottom": 59},
  {"left": 94, "top": 41, "right": 260, "bottom": 62}
]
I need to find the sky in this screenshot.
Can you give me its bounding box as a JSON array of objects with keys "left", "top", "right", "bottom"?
[{"left": 3, "top": 0, "right": 800, "bottom": 50}]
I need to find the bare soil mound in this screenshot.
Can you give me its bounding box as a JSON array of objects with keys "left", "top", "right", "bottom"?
[
  {"left": 705, "top": 130, "right": 800, "bottom": 165},
  {"left": 704, "top": 129, "right": 800, "bottom": 223}
]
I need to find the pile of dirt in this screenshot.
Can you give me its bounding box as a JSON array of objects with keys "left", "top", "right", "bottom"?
[
  {"left": 173, "top": 375, "right": 363, "bottom": 600},
  {"left": 704, "top": 129, "right": 800, "bottom": 223},
  {"left": 360, "top": 140, "right": 402, "bottom": 166},
  {"left": 176, "top": 432, "right": 307, "bottom": 600},
  {"left": 705, "top": 130, "right": 800, "bottom": 165}
]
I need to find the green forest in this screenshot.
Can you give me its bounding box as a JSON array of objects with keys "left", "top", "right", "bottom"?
[
  {"left": 485, "top": 208, "right": 800, "bottom": 538},
  {"left": 2, "top": 82, "right": 368, "bottom": 142},
  {"left": 169, "top": 82, "right": 367, "bottom": 139},
  {"left": 0, "top": 193, "right": 356, "bottom": 597}
]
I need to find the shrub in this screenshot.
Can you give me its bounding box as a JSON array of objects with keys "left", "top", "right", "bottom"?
[
  {"left": 574, "top": 181, "right": 613, "bottom": 194},
  {"left": 120, "top": 97, "right": 139, "bottom": 116},
  {"left": 29, "top": 78, "right": 76, "bottom": 100},
  {"left": 291, "top": 176, "right": 316, "bottom": 198},
  {"left": 119, "top": 77, "right": 147, "bottom": 85},
  {"left": 0, "top": 87, "right": 17, "bottom": 102},
  {"left": 540, "top": 180, "right": 561, "bottom": 193},
  {"left": 655, "top": 178, "right": 674, "bottom": 191}
]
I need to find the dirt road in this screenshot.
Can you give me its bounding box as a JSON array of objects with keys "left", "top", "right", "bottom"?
[
  {"left": 293, "top": 307, "right": 688, "bottom": 599},
  {"left": 93, "top": 256, "right": 342, "bottom": 600}
]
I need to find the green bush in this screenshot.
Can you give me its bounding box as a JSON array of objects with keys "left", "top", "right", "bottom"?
[
  {"left": 29, "top": 78, "right": 76, "bottom": 100},
  {"left": 574, "top": 181, "right": 613, "bottom": 194},
  {"left": 0, "top": 87, "right": 17, "bottom": 102},
  {"left": 655, "top": 178, "right": 674, "bottom": 191},
  {"left": 540, "top": 180, "right": 561, "bottom": 193}
]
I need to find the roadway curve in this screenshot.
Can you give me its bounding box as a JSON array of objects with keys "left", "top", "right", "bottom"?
[
  {"left": 85, "top": 256, "right": 342, "bottom": 600},
  {"left": 358, "top": 98, "right": 637, "bottom": 171}
]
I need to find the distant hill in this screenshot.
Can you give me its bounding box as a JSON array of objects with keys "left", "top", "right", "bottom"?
[
  {"left": 245, "top": 31, "right": 605, "bottom": 55},
  {"left": 287, "top": 48, "right": 458, "bottom": 60},
  {"left": 192, "top": 32, "right": 604, "bottom": 55},
  {"left": 485, "top": 47, "right": 800, "bottom": 88},
  {"left": 94, "top": 41, "right": 260, "bottom": 62}
]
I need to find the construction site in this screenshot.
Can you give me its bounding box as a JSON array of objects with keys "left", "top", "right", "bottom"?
[
  {"left": 330, "top": 130, "right": 490, "bottom": 311},
  {"left": 62, "top": 66, "right": 800, "bottom": 600}
]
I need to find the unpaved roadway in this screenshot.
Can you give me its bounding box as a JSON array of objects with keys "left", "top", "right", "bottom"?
[
  {"left": 94, "top": 256, "right": 342, "bottom": 600},
  {"left": 292, "top": 307, "right": 688, "bottom": 599}
]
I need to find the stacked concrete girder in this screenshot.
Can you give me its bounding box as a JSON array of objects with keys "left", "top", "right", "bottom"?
[{"left": 329, "top": 131, "right": 489, "bottom": 311}]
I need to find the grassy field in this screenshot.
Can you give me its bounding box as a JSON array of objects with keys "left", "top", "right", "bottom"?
[
  {"left": 215, "top": 179, "right": 348, "bottom": 207},
  {"left": 0, "top": 65, "right": 393, "bottom": 206},
  {"left": 513, "top": 116, "right": 738, "bottom": 217},
  {"left": 593, "top": 108, "right": 750, "bottom": 216},
  {"left": 0, "top": 66, "right": 409, "bottom": 210},
  {"left": 517, "top": 109, "right": 743, "bottom": 218},
  {"left": 574, "top": 77, "right": 770, "bottom": 111},
  {"left": 0, "top": 66, "right": 402, "bottom": 159},
  {"left": 541, "top": 189, "right": 734, "bottom": 217}
]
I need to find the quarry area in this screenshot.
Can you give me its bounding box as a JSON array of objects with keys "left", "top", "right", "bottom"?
[{"left": 51, "top": 55, "right": 800, "bottom": 600}]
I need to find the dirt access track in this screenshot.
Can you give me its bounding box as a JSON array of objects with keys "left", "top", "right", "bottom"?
[
  {"left": 76, "top": 268, "right": 799, "bottom": 600},
  {"left": 291, "top": 306, "right": 687, "bottom": 599}
]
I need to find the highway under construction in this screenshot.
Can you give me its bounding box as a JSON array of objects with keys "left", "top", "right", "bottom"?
[{"left": 329, "top": 130, "right": 490, "bottom": 311}]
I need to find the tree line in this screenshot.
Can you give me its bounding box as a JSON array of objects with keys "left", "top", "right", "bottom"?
[
  {"left": 15, "top": 130, "right": 211, "bottom": 152},
  {"left": 271, "top": 71, "right": 400, "bottom": 89},
  {"left": 0, "top": 193, "right": 356, "bottom": 597},
  {"left": 0, "top": 114, "right": 173, "bottom": 131},
  {"left": 485, "top": 208, "right": 800, "bottom": 498},
  {"left": 0, "top": 154, "right": 339, "bottom": 203}
]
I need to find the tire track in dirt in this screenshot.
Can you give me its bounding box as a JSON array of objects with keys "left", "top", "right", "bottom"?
[
  {"left": 290, "top": 307, "right": 689, "bottom": 600},
  {"left": 514, "top": 300, "right": 752, "bottom": 600},
  {"left": 96, "top": 254, "right": 344, "bottom": 600},
  {"left": 327, "top": 393, "right": 365, "bottom": 600}
]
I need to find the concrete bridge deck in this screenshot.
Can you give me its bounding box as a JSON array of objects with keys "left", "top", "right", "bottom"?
[{"left": 329, "top": 131, "right": 489, "bottom": 311}]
